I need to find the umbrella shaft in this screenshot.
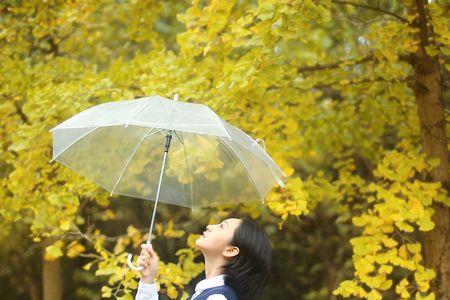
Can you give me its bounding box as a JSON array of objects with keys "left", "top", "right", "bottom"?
[{"left": 147, "top": 132, "right": 172, "bottom": 244}]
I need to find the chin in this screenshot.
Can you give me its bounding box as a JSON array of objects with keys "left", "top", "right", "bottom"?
[
  {"left": 195, "top": 236, "right": 204, "bottom": 249},
  {"left": 195, "top": 237, "right": 212, "bottom": 254}
]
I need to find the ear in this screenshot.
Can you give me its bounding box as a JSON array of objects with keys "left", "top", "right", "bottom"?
[{"left": 222, "top": 246, "right": 239, "bottom": 258}]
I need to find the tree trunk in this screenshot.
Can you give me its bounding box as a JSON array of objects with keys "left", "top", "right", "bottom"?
[
  {"left": 411, "top": 1, "right": 450, "bottom": 299},
  {"left": 42, "top": 249, "right": 63, "bottom": 300},
  {"left": 25, "top": 273, "right": 40, "bottom": 300},
  {"left": 10, "top": 251, "right": 40, "bottom": 300}
]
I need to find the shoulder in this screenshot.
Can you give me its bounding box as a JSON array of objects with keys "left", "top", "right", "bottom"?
[
  {"left": 206, "top": 295, "right": 228, "bottom": 300},
  {"left": 204, "top": 285, "right": 237, "bottom": 300},
  {"left": 199, "top": 285, "right": 238, "bottom": 300}
]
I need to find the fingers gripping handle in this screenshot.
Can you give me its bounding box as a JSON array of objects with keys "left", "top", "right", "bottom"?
[
  {"left": 127, "top": 241, "right": 151, "bottom": 271},
  {"left": 127, "top": 253, "right": 143, "bottom": 271}
]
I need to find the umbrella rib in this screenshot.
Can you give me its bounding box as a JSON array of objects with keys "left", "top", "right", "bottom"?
[
  {"left": 173, "top": 130, "right": 184, "bottom": 145},
  {"left": 49, "top": 126, "right": 99, "bottom": 163},
  {"left": 172, "top": 131, "right": 194, "bottom": 207},
  {"left": 127, "top": 99, "right": 150, "bottom": 124},
  {"left": 235, "top": 126, "right": 288, "bottom": 179},
  {"left": 221, "top": 121, "right": 288, "bottom": 186},
  {"left": 205, "top": 108, "right": 232, "bottom": 140},
  {"left": 109, "top": 128, "right": 161, "bottom": 196},
  {"left": 217, "top": 137, "right": 264, "bottom": 200},
  {"left": 179, "top": 132, "right": 194, "bottom": 208}
]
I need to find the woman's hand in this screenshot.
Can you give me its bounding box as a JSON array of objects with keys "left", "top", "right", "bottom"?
[{"left": 137, "top": 243, "right": 159, "bottom": 284}]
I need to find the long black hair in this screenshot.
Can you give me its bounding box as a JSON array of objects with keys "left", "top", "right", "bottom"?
[{"left": 221, "top": 217, "right": 272, "bottom": 300}]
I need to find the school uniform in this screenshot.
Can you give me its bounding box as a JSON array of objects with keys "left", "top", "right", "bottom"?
[{"left": 135, "top": 274, "right": 237, "bottom": 300}]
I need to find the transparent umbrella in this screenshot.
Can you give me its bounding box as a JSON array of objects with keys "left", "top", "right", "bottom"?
[{"left": 49, "top": 94, "right": 288, "bottom": 270}]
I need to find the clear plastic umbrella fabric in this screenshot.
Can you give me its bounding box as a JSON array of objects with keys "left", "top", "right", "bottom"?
[{"left": 49, "top": 95, "right": 288, "bottom": 208}]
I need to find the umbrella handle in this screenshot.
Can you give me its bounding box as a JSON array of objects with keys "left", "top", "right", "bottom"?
[
  {"left": 127, "top": 240, "right": 152, "bottom": 271},
  {"left": 127, "top": 253, "right": 144, "bottom": 271}
]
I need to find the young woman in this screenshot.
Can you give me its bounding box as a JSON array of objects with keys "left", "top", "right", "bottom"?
[{"left": 134, "top": 217, "right": 272, "bottom": 300}]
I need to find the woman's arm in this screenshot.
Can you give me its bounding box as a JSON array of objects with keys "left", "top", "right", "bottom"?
[
  {"left": 135, "top": 244, "right": 159, "bottom": 300},
  {"left": 135, "top": 281, "right": 158, "bottom": 300}
]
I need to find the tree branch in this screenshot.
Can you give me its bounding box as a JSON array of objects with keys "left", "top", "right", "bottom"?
[
  {"left": 297, "top": 53, "right": 376, "bottom": 72},
  {"left": 267, "top": 75, "right": 411, "bottom": 93},
  {"left": 296, "top": 52, "right": 415, "bottom": 73},
  {"left": 309, "top": 76, "right": 409, "bottom": 90},
  {"left": 414, "top": 0, "right": 430, "bottom": 58},
  {"left": 14, "top": 100, "right": 30, "bottom": 124},
  {"left": 332, "top": 0, "right": 408, "bottom": 23}
]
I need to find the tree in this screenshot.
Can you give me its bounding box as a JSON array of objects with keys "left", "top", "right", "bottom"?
[{"left": 0, "top": 0, "right": 448, "bottom": 299}]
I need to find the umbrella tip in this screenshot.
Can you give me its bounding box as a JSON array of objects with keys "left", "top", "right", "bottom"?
[{"left": 255, "top": 138, "right": 266, "bottom": 151}]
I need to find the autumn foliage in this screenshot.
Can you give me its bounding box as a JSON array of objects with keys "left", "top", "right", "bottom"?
[{"left": 0, "top": 1, "right": 449, "bottom": 300}]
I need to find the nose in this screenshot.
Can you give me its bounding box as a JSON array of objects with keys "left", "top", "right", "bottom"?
[{"left": 206, "top": 224, "right": 219, "bottom": 231}]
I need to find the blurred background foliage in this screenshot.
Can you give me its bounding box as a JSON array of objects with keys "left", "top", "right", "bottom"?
[{"left": 0, "top": 0, "right": 449, "bottom": 299}]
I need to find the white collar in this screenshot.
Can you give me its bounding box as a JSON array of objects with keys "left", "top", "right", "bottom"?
[{"left": 194, "top": 274, "right": 225, "bottom": 293}]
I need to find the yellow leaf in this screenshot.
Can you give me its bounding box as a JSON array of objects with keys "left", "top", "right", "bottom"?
[
  {"left": 59, "top": 218, "right": 70, "bottom": 231},
  {"left": 379, "top": 264, "right": 393, "bottom": 274},
  {"left": 45, "top": 241, "right": 64, "bottom": 261},
  {"left": 66, "top": 241, "right": 86, "bottom": 258},
  {"left": 367, "top": 289, "right": 382, "bottom": 300},
  {"left": 417, "top": 218, "right": 434, "bottom": 231},
  {"left": 416, "top": 291, "right": 435, "bottom": 300},
  {"left": 406, "top": 242, "right": 421, "bottom": 254},
  {"left": 101, "top": 286, "right": 112, "bottom": 298},
  {"left": 167, "top": 284, "right": 178, "bottom": 299},
  {"left": 396, "top": 221, "right": 414, "bottom": 232},
  {"left": 83, "top": 262, "right": 93, "bottom": 270}
]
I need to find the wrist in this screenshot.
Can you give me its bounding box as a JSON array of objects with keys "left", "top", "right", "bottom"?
[{"left": 140, "top": 276, "right": 155, "bottom": 284}]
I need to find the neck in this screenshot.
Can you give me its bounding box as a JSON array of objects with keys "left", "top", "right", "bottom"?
[{"left": 204, "top": 253, "right": 226, "bottom": 279}]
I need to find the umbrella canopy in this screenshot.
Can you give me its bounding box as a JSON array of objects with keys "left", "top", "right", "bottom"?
[{"left": 49, "top": 95, "right": 287, "bottom": 209}]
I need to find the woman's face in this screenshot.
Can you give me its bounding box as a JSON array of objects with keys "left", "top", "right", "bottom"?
[{"left": 195, "top": 218, "right": 242, "bottom": 257}]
